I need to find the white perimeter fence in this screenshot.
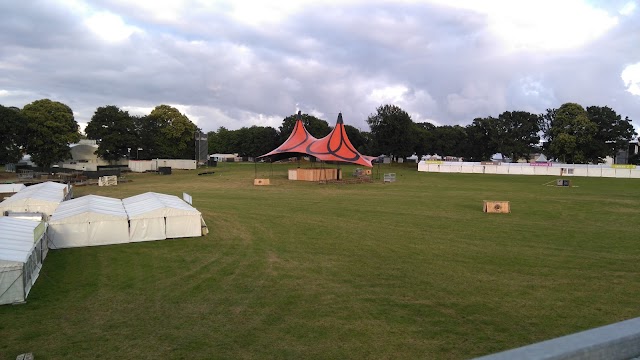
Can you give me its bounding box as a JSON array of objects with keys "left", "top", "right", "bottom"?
[{"left": 417, "top": 161, "right": 640, "bottom": 179}]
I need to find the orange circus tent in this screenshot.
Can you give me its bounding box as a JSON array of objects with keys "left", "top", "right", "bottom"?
[{"left": 259, "top": 111, "right": 375, "bottom": 167}]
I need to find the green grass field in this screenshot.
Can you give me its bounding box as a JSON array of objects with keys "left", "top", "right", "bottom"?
[{"left": 1, "top": 163, "right": 639, "bottom": 359}]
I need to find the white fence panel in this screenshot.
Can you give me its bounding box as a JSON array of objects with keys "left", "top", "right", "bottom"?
[
  {"left": 602, "top": 168, "right": 616, "bottom": 178},
  {"left": 520, "top": 166, "right": 535, "bottom": 175},
  {"left": 614, "top": 169, "right": 631, "bottom": 178},
  {"left": 427, "top": 164, "right": 440, "bottom": 172},
  {"left": 472, "top": 166, "right": 484, "bottom": 174},
  {"left": 496, "top": 166, "right": 509, "bottom": 175},
  {"left": 573, "top": 168, "right": 589, "bottom": 177},
  {"left": 460, "top": 166, "right": 474, "bottom": 173},
  {"left": 484, "top": 165, "right": 497, "bottom": 174},
  {"left": 587, "top": 167, "right": 602, "bottom": 177},
  {"left": 630, "top": 169, "right": 640, "bottom": 179}
]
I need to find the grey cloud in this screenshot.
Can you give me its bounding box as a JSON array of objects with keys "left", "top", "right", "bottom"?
[{"left": 0, "top": 0, "right": 638, "bottom": 136}]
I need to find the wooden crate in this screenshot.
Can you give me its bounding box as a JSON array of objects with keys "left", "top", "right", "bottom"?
[
  {"left": 483, "top": 200, "right": 510, "bottom": 213},
  {"left": 253, "top": 178, "right": 270, "bottom": 186}
]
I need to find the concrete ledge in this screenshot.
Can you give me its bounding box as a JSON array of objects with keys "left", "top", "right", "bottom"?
[{"left": 474, "top": 317, "right": 640, "bottom": 360}]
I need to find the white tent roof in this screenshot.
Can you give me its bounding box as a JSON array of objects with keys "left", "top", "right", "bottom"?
[
  {"left": 0, "top": 184, "right": 26, "bottom": 193},
  {"left": 49, "top": 195, "right": 127, "bottom": 224},
  {"left": 1, "top": 182, "right": 67, "bottom": 206},
  {"left": 123, "top": 192, "right": 200, "bottom": 219},
  {"left": 0, "top": 217, "right": 41, "bottom": 264},
  {"left": 534, "top": 153, "right": 548, "bottom": 162}
]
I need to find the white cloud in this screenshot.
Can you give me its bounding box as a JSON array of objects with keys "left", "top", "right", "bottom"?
[
  {"left": 84, "top": 11, "right": 140, "bottom": 42},
  {"left": 620, "top": 1, "right": 637, "bottom": 15},
  {"left": 427, "top": 0, "right": 618, "bottom": 52},
  {"left": 621, "top": 62, "right": 640, "bottom": 96}
]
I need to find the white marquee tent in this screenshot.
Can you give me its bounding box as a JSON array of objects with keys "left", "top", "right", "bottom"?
[
  {"left": 0, "top": 217, "right": 48, "bottom": 305},
  {"left": 123, "top": 192, "right": 204, "bottom": 242},
  {"left": 0, "top": 182, "right": 71, "bottom": 218},
  {"left": 48, "top": 195, "right": 129, "bottom": 249},
  {"left": 0, "top": 183, "right": 26, "bottom": 196}
]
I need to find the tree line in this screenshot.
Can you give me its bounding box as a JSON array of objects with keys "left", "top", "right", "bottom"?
[
  {"left": 1, "top": 99, "right": 637, "bottom": 168},
  {"left": 208, "top": 102, "right": 637, "bottom": 164},
  {"left": 0, "top": 100, "right": 200, "bottom": 168}
]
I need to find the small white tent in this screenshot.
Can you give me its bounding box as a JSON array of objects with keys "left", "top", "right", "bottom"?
[
  {"left": 123, "top": 192, "right": 203, "bottom": 242},
  {"left": 48, "top": 195, "right": 129, "bottom": 249},
  {"left": 0, "top": 217, "right": 48, "bottom": 305},
  {"left": 0, "top": 182, "right": 71, "bottom": 218},
  {"left": 0, "top": 184, "right": 26, "bottom": 198}
]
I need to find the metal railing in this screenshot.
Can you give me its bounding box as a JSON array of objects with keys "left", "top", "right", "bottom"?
[{"left": 474, "top": 317, "right": 640, "bottom": 360}]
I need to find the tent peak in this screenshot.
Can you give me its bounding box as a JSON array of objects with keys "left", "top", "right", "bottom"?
[{"left": 336, "top": 113, "right": 343, "bottom": 125}]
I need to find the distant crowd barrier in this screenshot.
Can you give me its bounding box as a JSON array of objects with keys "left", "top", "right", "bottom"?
[{"left": 417, "top": 161, "right": 640, "bottom": 179}]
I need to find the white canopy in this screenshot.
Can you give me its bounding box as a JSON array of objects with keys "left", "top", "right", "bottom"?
[
  {"left": 48, "top": 195, "right": 129, "bottom": 248},
  {"left": 0, "top": 184, "right": 26, "bottom": 194},
  {"left": 123, "top": 192, "right": 203, "bottom": 242},
  {"left": 0, "top": 182, "right": 70, "bottom": 217},
  {"left": 0, "top": 217, "right": 48, "bottom": 305}
]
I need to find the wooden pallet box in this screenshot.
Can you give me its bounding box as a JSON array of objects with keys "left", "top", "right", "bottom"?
[{"left": 483, "top": 200, "right": 510, "bottom": 213}]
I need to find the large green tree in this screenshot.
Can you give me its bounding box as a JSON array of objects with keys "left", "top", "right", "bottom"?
[
  {"left": 234, "top": 126, "right": 279, "bottom": 157},
  {"left": 366, "top": 104, "right": 416, "bottom": 158},
  {"left": 495, "top": 111, "right": 541, "bottom": 161},
  {"left": 278, "top": 113, "right": 331, "bottom": 142},
  {"left": 85, "top": 105, "right": 137, "bottom": 162},
  {"left": 586, "top": 106, "right": 636, "bottom": 163},
  {"left": 21, "top": 99, "right": 80, "bottom": 168},
  {"left": 208, "top": 127, "right": 237, "bottom": 154},
  {"left": 430, "top": 125, "right": 468, "bottom": 158},
  {"left": 544, "top": 103, "right": 597, "bottom": 163},
  {"left": 465, "top": 117, "right": 499, "bottom": 161},
  {"left": 0, "top": 105, "right": 28, "bottom": 164},
  {"left": 137, "top": 105, "right": 199, "bottom": 159}
]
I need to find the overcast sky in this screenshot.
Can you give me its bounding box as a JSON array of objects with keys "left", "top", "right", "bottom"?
[{"left": 1, "top": 0, "right": 639, "bottom": 136}]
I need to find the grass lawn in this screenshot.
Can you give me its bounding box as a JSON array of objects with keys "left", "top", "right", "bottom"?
[{"left": 1, "top": 162, "right": 639, "bottom": 359}]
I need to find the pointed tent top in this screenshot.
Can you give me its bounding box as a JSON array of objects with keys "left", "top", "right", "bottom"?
[
  {"left": 258, "top": 110, "right": 375, "bottom": 167},
  {"left": 297, "top": 110, "right": 302, "bottom": 119}
]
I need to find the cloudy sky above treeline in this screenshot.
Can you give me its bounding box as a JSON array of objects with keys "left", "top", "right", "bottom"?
[{"left": 1, "top": 0, "right": 639, "bottom": 135}]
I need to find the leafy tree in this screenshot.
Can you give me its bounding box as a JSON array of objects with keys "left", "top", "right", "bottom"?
[
  {"left": 85, "top": 105, "right": 137, "bottom": 162},
  {"left": 413, "top": 122, "right": 436, "bottom": 161},
  {"left": 0, "top": 105, "right": 28, "bottom": 164},
  {"left": 141, "top": 105, "right": 199, "bottom": 159},
  {"left": 133, "top": 115, "right": 161, "bottom": 160},
  {"left": 586, "top": 106, "right": 636, "bottom": 163},
  {"left": 366, "top": 104, "right": 416, "bottom": 159},
  {"left": 278, "top": 113, "right": 331, "bottom": 142},
  {"left": 430, "top": 125, "right": 468, "bottom": 158},
  {"left": 208, "top": 127, "right": 237, "bottom": 154},
  {"left": 234, "top": 126, "right": 279, "bottom": 157},
  {"left": 495, "top": 111, "right": 541, "bottom": 161},
  {"left": 465, "top": 117, "right": 499, "bottom": 161},
  {"left": 544, "top": 103, "right": 596, "bottom": 163},
  {"left": 21, "top": 99, "right": 80, "bottom": 169}
]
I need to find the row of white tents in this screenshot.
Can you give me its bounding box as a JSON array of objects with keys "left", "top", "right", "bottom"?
[
  {"left": 0, "top": 182, "right": 208, "bottom": 305},
  {"left": 48, "top": 192, "right": 206, "bottom": 248}
]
